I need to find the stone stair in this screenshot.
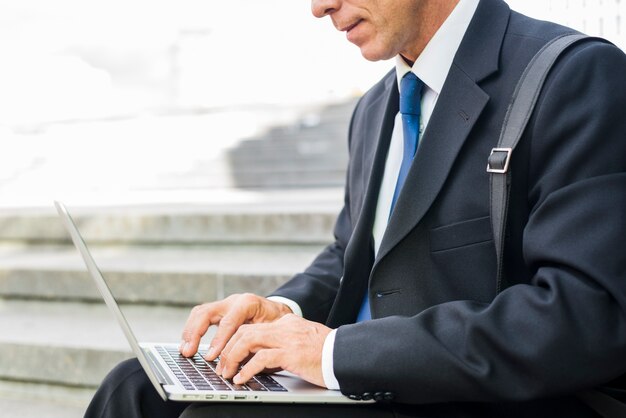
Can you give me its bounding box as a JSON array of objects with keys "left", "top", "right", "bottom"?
[
  {"left": 225, "top": 100, "right": 354, "bottom": 188},
  {"left": 0, "top": 189, "right": 342, "bottom": 416}
]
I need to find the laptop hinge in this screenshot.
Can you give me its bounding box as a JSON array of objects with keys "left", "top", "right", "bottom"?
[{"left": 143, "top": 348, "right": 174, "bottom": 385}]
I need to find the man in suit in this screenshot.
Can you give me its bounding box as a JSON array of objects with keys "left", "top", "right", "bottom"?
[{"left": 85, "top": 0, "right": 626, "bottom": 417}]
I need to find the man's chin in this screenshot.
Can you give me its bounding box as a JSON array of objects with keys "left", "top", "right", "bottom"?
[
  {"left": 358, "top": 47, "right": 395, "bottom": 62},
  {"left": 350, "top": 38, "right": 396, "bottom": 61}
]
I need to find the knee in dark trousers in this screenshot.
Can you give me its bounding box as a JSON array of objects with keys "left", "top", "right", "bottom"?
[
  {"left": 179, "top": 403, "right": 398, "bottom": 418},
  {"left": 84, "top": 358, "right": 190, "bottom": 418}
]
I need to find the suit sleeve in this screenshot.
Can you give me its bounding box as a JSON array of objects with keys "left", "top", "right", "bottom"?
[{"left": 332, "top": 41, "right": 626, "bottom": 403}]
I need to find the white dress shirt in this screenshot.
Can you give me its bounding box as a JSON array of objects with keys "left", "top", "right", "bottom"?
[{"left": 276, "top": 0, "right": 480, "bottom": 390}]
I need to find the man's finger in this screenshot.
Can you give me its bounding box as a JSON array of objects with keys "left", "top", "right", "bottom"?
[
  {"left": 218, "top": 324, "right": 263, "bottom": 378},
  {"left": 218, "top": 320, "right": 287, "bottom": 377},
  {"left": 219, "top": 314, "right": 311, "bottom": 377},
  {"left": 233, "top": 349, "right": 283, "bottom": 385},
  {"left": 180, "top": 302, "right": 224, "bottom": 357},
  {"left": 205, "top": 300, "right": 257, "bottom": 361}
]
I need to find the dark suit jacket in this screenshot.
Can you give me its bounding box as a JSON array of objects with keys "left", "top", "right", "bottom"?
[{"left": 272, "top": 0, "right": 626, "bottom": 415}]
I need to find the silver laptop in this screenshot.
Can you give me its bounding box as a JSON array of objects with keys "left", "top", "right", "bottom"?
[{"left": 55, "top": 201, "right": 370, "bottom": 404}]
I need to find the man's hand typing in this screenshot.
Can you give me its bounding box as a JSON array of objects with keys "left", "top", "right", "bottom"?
[
  {"left": 216, "top": 314, "right": 331, "bottom": 388},
  {"left": 179, "top": 293, "right": 292, "bottom": 360},
  {"left": 179, "top": 293, "right": 331, "bottom": 388}
]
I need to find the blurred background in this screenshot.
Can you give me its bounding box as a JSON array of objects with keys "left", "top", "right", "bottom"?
[
  {"left": 0, "top": 1, "right": 623, "bottom": 416},
  {"left": 0, "top": 0, "right": 623, "bottom": 203}
]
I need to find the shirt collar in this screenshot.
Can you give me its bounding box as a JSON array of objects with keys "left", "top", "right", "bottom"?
[{"left": 395, "top": 0, "right": 480, "bottom": 95}]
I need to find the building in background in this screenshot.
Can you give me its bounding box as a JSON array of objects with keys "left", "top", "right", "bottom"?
[
  {"left": 508, "top": 0, "right": 625, "bottom": 49},
  {"left": 549, "top": 0, "right": 624, "bottom": 48}
]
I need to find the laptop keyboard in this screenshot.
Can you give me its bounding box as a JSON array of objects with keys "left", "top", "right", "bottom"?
[{"left": 156, "top": 346, "right": 287, "bottom": 392}]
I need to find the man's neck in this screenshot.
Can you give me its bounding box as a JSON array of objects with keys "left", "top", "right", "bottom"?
[
  {"left": 400, "top": 55, "right": 415, "bottom": 67},
  {"left": 400, "top": 0, "right": 461, "bottom": 62}
]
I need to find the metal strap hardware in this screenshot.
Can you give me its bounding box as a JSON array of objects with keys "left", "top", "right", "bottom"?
[
  {"left": 486, "top": 148, "right": 513, "bottom": 174},
  {"left": 489, "top": 33, "right": 588, "bottom": 294}
]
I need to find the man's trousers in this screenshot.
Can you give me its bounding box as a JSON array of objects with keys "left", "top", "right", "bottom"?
[{"left": 84, "top": 358, "right": 598, "bottom": 418}]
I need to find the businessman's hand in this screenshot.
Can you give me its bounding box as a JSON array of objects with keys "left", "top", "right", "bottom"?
[
  {"left": 215, "top": 313, "right": 331, "bottom": 388},
  {"left": 179, "top": 293, "right": 293, "bottom": 360}
]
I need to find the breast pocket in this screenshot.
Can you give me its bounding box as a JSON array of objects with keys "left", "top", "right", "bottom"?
[
  {"left": 429, "top": 215, "right": 493, "bottom": 253},
  {"left": 429, "top": 216, "right": 496, "bottom": 301}
]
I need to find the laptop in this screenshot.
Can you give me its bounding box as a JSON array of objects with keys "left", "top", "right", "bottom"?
[{"left": 55, "top": 201, "right": 370, "bottom": 404}]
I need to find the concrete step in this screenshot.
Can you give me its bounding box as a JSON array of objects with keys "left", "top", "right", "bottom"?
[
  {"left": 160, "top": 168, "right": 346, "bottom": 190},
  {"left": 0, "top": 381, "right": 89, "bottom": 418},
  {"left": 238, "top": 127, "right": 348, "bottom": 147},
  {"left": 230, "top": 170, "right": 346, "bottom": 189},
  {"left": 232, "top": 143, "right": 344, "bottom": 161},
  {"left": 298, "top": 100, "right": 357, "bottom": 125},
  {"left": 0, "top": 299, "right": 202, "bottom": 388},
  {"left": 0, "top": 189, "right": 342, "bottom": 245},
  {"left": 219, "top": 100, "right": 353, "bottom": 189},
  {"left": 0, "top": 243, "right": 323, "bottom": 305},
  {"left": 0, "top": 189, "right": 343, "bottom": 410},
  {"left": 227, "top": 148, "right": 347, "bottom": 165}
]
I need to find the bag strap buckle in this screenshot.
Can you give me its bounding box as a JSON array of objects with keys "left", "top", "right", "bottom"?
[{"left": 487, "top": 148, "right": 513, "bottom": 174}]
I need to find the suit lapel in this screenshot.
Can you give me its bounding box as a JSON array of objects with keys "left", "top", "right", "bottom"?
[
  {"left": 374, "top": 0, "right": 510, "bottom": 265},
  {"left": 375, "top": 67, "right": 489, "bottom": 262},
  {"left": 327, "top": 73, "right": 399, "bottom": 327},
  {"left": 352, "top": 74, "right": 399, "bottom": 229},
  {"left": 343, "top": 73, "right": 397, "bottom": 274}
]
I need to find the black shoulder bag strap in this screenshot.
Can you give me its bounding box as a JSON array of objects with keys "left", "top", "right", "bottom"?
[
  {"left": 488, "top": 33, "right": 587, "bottom": 293},
  {"left": 487, "top": 33, "right": 626, "bottom": 417}
]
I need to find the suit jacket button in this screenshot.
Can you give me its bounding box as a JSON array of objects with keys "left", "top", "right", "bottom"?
[
  {"left": 374, "top": 392, "right": 385, "bottom": 401},
  {"left": 362, "top": 392, "right": 373, "bottom": 400},
  {"left": 384, "top": 392, "right": 395, "bottom": 401},
  {"left": 348, "top": 394, "right": 362, "bottom": 401}
]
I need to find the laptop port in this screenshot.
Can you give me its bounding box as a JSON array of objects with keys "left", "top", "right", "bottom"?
[
  {"left": 219, "top": 395, "right": 229, "bottom": 400},
  {"left": 205, "top": 395, "right": 214, "bottom": 400},
  {"left": 234, "top": 395, "right": 246, "bottom": 400}
]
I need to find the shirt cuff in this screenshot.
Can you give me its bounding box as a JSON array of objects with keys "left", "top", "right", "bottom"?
[
  {"left": 321, "top": 329, "right": 340, "bottom": 390},
  {"left": 266, "top": 296, "right": 303, "bottom": 318}
]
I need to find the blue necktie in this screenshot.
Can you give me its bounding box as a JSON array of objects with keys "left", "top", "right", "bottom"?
[{"left": 356, "top": 72, "right": 424, "bottom": 322}]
